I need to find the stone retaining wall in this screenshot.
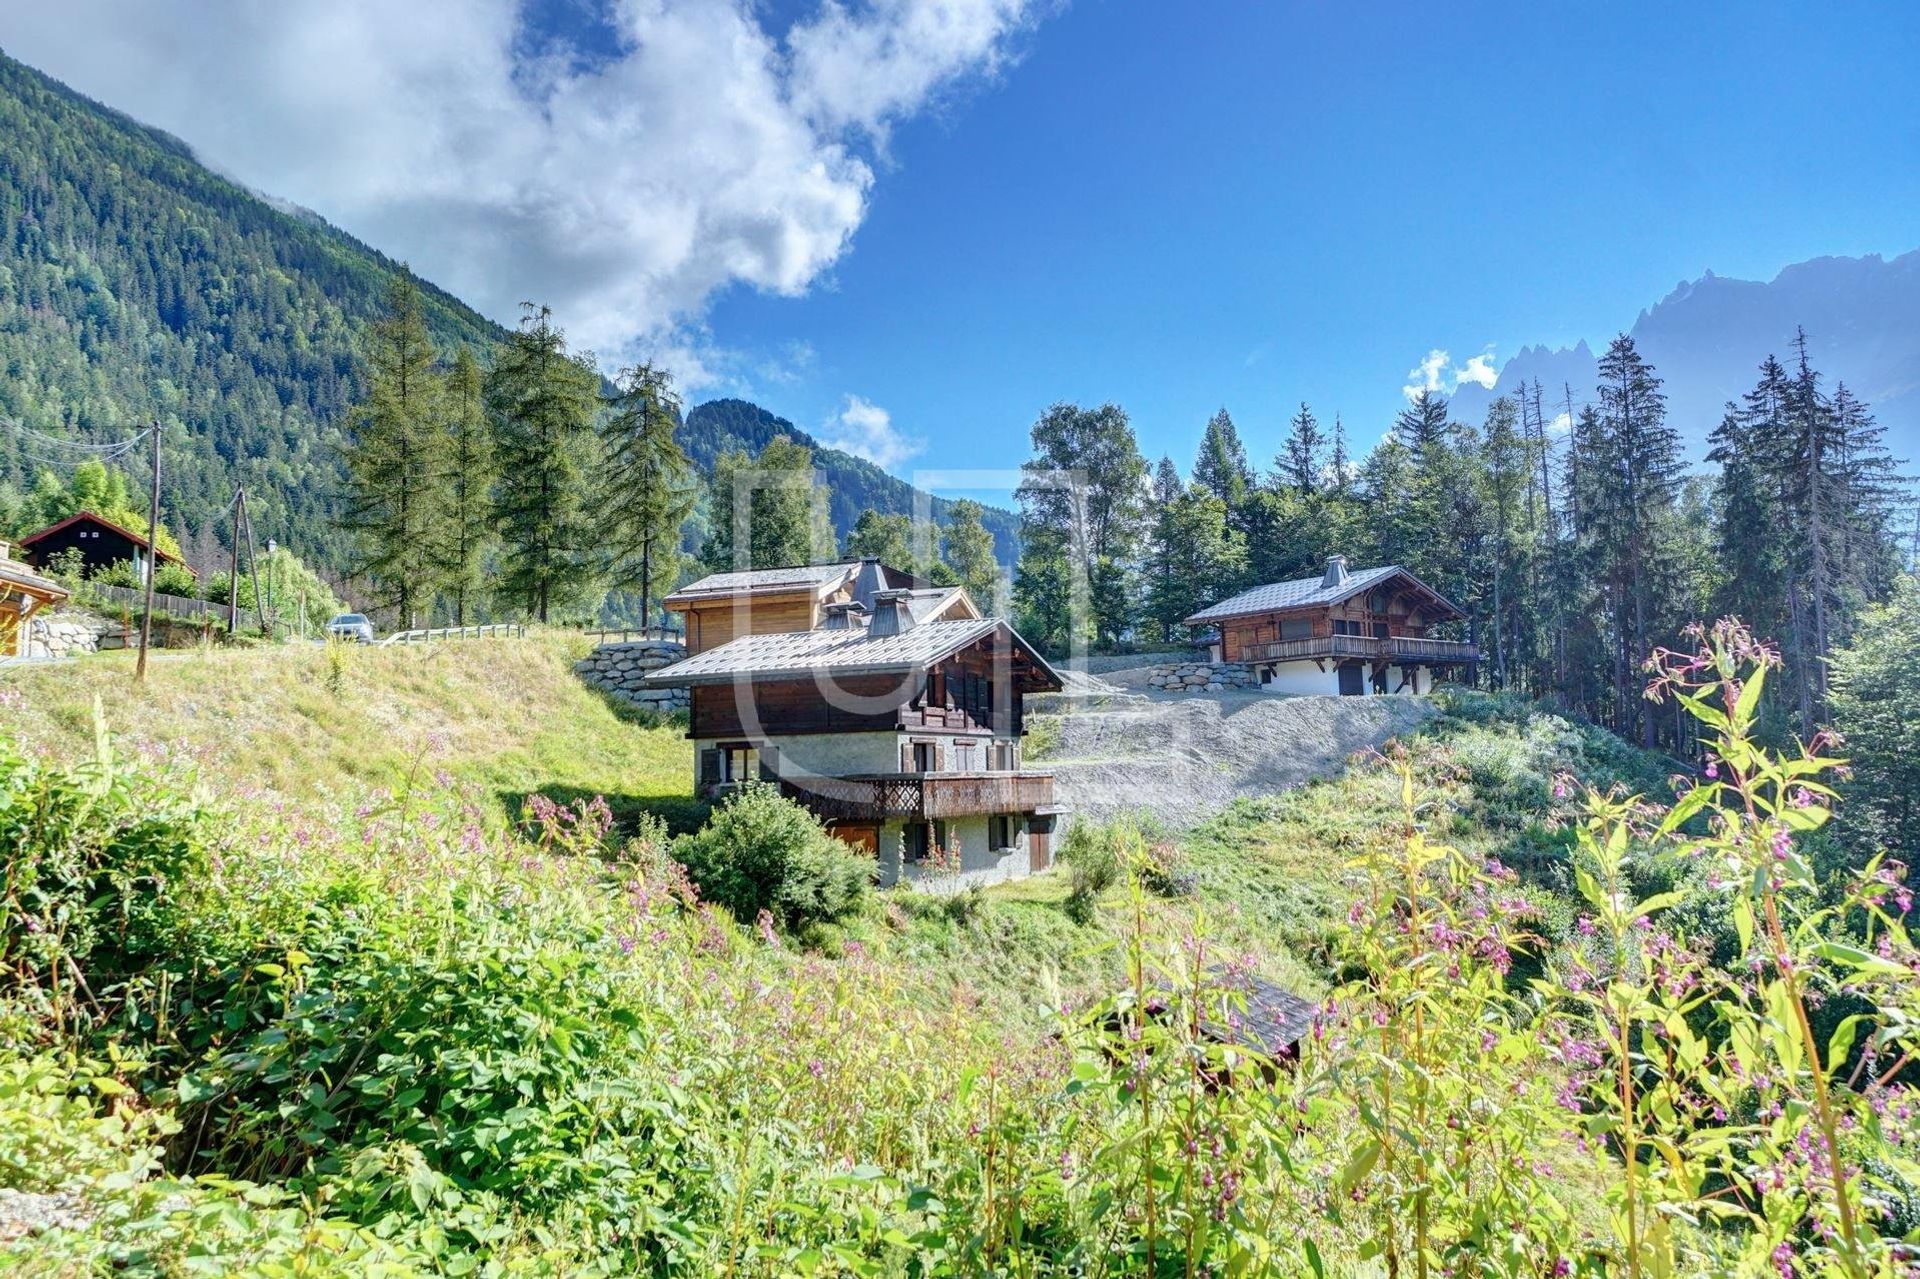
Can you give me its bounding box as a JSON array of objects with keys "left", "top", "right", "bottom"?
[
  {"left": 26, "top": 609, "right": 126, "bottom": 659},
  {"left": 1143, "top": 660, "right": 1259, "bottom": 694},
  {"left": 574, "top": 640, "right": 691, "bottom": 714}
]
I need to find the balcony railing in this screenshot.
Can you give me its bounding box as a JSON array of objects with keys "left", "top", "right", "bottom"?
[
  {"left": 777, "top": 770, "right": 1056, "bottom": 822},
  {"left": 1245, "top": 635, "right": 1479, "bottom": 665}
]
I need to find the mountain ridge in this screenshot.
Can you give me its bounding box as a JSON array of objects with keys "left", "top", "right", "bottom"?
[{"left": 1448, "top": 249, "right": 1920, "bottom": 455}]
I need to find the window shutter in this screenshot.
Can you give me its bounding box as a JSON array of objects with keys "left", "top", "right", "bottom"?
[
  {"left": 901, "top": 741, "right": 914, "bottom": 772},
  {"left": 759, "top": 745, "right": 780, "bottom": 782},
  {"left": 699, "top": 749, "right": 720, "bottom": 785}
]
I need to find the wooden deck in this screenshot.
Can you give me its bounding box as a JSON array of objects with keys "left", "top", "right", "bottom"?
[
  {"left": 776, "top": 770, "right": 1056, "bottom": 821},
  {"left": 1245, "top": 634, "right": 1479, "bottom": 665}
]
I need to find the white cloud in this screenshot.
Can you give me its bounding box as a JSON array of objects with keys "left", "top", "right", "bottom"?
[
  {"left": 821, "top": 394, "right": 922, "bottom": 469},
  {"left": 0, "top": 0, "right": 1042, "bottom": 358},
  {"left": 1403, "top": 349, "right": 1450, "bottom": 401},
  {"left": 1402, "top": 346, "right": 1500, "bottom": 401},
  {"left": 1547, "top": 410, "right": 1573, "bottom": 435},
  {"left": 1456, "top": 351, "right": 1498, "bottom": 390}
]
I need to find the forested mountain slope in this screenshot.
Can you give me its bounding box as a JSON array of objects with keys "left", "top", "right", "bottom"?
[
  {"left": 683, "top": 398, "right": 1021, "bottom": 563},
  {"left": 0, "top": 49, "right": 502, "bottom": 568},
  {"left": 0, "top": 51, "right": 1006, "bottom": 577}
]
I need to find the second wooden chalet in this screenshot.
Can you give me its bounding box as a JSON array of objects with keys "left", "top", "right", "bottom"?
[
  {"left": 16, "top": 510, "right": 183, "bottom": 582},
  {"left": 1185, "top": 555, "right": 1478, "bottom": 695},
  {"left": 649, "top": 558, "right": 1067, "bottom": 890}
]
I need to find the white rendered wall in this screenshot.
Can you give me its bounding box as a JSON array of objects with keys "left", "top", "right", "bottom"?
[
  {"left": 876, "top": 815, "right": 1032, "bottom": 892},
  {"left": 1260, "top": 661, "right": 1344, "bottom": 697}
]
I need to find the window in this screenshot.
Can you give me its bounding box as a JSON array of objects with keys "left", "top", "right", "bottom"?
[
  {"left": 903, "top": 823, "right": 928, "bottom": 862},
  {"left": 912, "top": 741, "right": 937, "bottom": 773},
  {"left": 1279, "top": 617, "right": 1312, "bottom": 641},
  {"left": 992, "top": 741, "right": 1015, "bottom": 772},
  {"left": 951, "top": 740, "right": 977, "bottom": 772},
  {"left": 989, "top": 814, "right": 1020, "bottom": 851},
  {"left": 723, "top": 744, "right": 758, "bottom": 782}
]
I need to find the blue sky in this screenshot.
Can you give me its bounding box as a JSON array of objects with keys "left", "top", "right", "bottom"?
[
  {"left": 703, "top": 0, "right": 1920, "bottom": 478},
  {"left": 5, "top": 0, "right": 1918, "bottom": 491}
]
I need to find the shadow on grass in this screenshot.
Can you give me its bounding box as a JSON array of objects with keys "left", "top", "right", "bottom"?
[{"left": 499, "top": 783, "right": 712, "bottom": 839}]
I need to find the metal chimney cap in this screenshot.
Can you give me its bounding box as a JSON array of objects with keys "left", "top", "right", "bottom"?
[{"left": 1322, "top": 554, "right": 1349, "bottom": 588}]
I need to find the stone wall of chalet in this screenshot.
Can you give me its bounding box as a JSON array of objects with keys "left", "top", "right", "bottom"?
[
  {"left": 25, "top": 609, "right": 127, "bottom": 658},
  {"left": 574, "top": 639, "right": 690, "bottom": 714},
  {"left": 1143, "top": 660, "right": 1259, "bottom": 694}
]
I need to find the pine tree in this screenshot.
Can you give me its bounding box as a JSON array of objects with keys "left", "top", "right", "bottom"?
[
  {"left": 1144, "top": 456, "right": 1185, "bottom": 642},
  {"left": 1328, "top": 413, "right": 1351, "bottom": 495},
  {"left": 941, "top": 499, "right": 1000, "bottom": 610},
  {"left": 1192, "top": 408, "right": 1252, "bottom": 511},
  {"left": 1145, "top": 484, "right": 1245, "bottom": 644},
  {"left": 487, "top": 304, "right": 603, "bottom": 623},
  {"left": 844, "top": 509, "right": 920, "bottom": 572},
  {"left": 435, "top": 346, "right": 496, "bottom": 625},
  {"left": 1393, "top": 389, "right": 1450, "bottom": 462},
  {"left": 1279, "top": 402, "right": 1325, "bottom": 494},
  {"left": 340, "top": 272, "right": 448, "bottom": 628},
  {"left": 1480, "top": 397, "right": 1527, "bottom": 689},
  {"left": 599, "top": 362, "right": 695, "bottom": 634}
]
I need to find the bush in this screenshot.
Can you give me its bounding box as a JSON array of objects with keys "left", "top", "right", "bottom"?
[
  {"left": 671, "top": 782, "right": 873, "bottom": 930},
  {"left": 1059, "top": 819, "right": 1129, "bottom": 923}
]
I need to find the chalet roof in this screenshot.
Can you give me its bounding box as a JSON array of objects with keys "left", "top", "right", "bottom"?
[
  {"left": 1183, "top": 564, "right": 1464, "bottom": 626},
  {"left": 903, "top": 586, "right": 976, "bottom": 623},
  {"left": 663, "top": 559, "right": 931, "bottom": 609},
  {"left": 17, "top": 510, "right": 185, "bottom": 565},
  {"left": 1201, "top": 973, "right": 1318, "bottom": 1054},
  {"left": 0, "top": 551, "right": 68, "bottom": 602},
  {"left": 644, "top": 616, "right": 1062, "bottom": 691}
]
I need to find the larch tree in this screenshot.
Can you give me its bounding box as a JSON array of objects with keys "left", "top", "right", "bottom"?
[
  {"left": 340, "top": 272, "right": 448, "bottom": 628},
  {"left": 599, "top": 362, "right": 696, "bottom": 634},
  {"left": 844, "top": 509, "right": 920, "bottom": 572},
  {"left": 486, "top": 304, "right": 603, "bottom": 623},
  {"left": 1192, "top": 407, "right": 1253, "bottom": 513},
  {"left": 435, "top": 345, "right": 497, "bottom": 625},
  {"left": 704, "top": 434, "right": 834, "bottom": 571}
]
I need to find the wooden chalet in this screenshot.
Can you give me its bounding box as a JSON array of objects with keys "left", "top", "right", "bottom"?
[
  {"left": 649, "top": 559, "right": 1067, "bottom": 889},
  {"left": 1185, "top": 555, "right": 1477, "bottom": 696},
  {"left": 0, "top": 539, "right": 69, "bottom": 658},
  {"left": 17, "top": 510, "right": 182, "bottom": 582}
]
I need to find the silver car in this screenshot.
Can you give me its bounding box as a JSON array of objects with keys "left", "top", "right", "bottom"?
[{"left": 325, "top": 612, "right": 375, "bottom": 644}]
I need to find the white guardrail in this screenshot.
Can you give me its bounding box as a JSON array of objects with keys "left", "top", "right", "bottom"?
[{"left": 378, "top": 623, "right": 528, "bottom": 646}]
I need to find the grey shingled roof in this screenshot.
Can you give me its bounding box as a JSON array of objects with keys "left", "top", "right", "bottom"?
[
  {"left": 665, "top": 562, "right": 857, "bottom": 601},
  {"left": 1184, "top": 564, "right": 1462, "bottom": 626},
  {"left": 645, "top": 616, "right": 1061, "bottom": 689},
  {"left": 1205, "top": 974, "right": 1318, "bottom": 1054},
  {"left": 0, "top": 557, "right": 66, "bottom": 599}
]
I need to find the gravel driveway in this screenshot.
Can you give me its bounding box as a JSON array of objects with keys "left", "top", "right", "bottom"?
[{"left": 1030, "top": 666, "right": 1434, "bottom": 830}]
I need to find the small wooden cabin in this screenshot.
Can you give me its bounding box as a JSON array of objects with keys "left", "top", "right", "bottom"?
[
  {"left": 648, "top": 564, "right": 1066, "bottom": 890},
  {"left": 17, "top": 511, "right": 182, "bottom": 581},
  {"left": 0, "top": 539, "right": 69, "bottom": 658},
  {"left": 1185, "top": 556, "right": 1477, "bottom": 696}
]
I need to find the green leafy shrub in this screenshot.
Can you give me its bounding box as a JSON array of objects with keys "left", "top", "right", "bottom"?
[
  {"left": 671, "top": 782, "right": 873, "bottom": 930},
  {"left": 1060, "top": 819, "right": 1131, "bottom": 923}
]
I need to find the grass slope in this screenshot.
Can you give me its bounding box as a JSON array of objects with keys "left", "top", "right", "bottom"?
[{"left": 0, "top": 630, "right": 703, "bottom": 831}]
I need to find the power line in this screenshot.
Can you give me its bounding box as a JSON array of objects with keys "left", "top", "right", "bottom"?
[{"left": 2, "top": 419, "right": 153, "bottom": 470}]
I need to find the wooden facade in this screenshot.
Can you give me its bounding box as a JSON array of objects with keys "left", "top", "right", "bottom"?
[
  {"left": 18, "top": 511, "right": 181, "bottom": 579},
  {"left": 681, "top": 589, "right": 820, "bottom": 655}
]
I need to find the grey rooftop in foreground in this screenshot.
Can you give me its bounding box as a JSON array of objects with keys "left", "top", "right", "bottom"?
[{"left": 644, "top": 616, "right": 1063, "bottom": 689}]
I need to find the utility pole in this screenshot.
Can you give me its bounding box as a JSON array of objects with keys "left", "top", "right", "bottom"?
[
  {"left": 239, "top": 488, "right": 266, "bottom": 638},
  {"left": 227, "top": 486, "right": 243, "bottom": 634},
  {"left": 136, "top": 420, "right": 160, "bottom": 682}
]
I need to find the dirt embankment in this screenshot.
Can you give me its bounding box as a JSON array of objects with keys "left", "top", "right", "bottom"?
[{"left": 1029, "top": 667, "right": 1434, "bottom": 830}]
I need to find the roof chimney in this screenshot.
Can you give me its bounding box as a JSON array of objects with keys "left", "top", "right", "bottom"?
[
  {"left": 851, "top": 556, "right": 888, "bottom": 610},
  {"left": 1322, "top": 555, "right": 1349, "bottom": 588},
  {"left": 866, "top": 588, "right": 917, "bottom": 638},
  {"left": 821, "top": 601, "right": 868, "bottom": 631}
]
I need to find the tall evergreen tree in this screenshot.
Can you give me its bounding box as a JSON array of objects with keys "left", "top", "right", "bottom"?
[
  {"left": 434, "top": 346, "right": 496, "bottom": 625},
  {"left": 1192, "top": 408, "right": 1252, "bottom": 511},
  {"left": 486, "top": 304, "right": 603, "bottom": 623},
  {"left": 1393, "top": 388, "right": 1451, "bottom": 461},
  {"left": 844, "top": 509, "right": 921, "bottom": 573},
  {"left": 340, "top": 273, "right": 448, "bottom": 628},
  {"left": 1327, "top": 413, "right": 1351, "bottom": 495},
  {"left": 599, "top": 362, "right": 695, "bottom": 633},
  {"left": 1279, "top": 402, "right": 1325, "bottom": 494},
  {"left": 1144, "top": 456, "right": 1185, "bottom": 642}
]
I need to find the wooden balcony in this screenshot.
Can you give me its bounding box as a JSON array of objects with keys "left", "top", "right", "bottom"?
[
  {"left": 1245, "top": 635, "right": 1479, "bottom": 665},
  {"left": 779, "top": 770, "right": 1056, "bottom": 822}
]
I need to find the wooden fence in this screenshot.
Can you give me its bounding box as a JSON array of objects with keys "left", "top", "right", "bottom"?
[
  {"left": 83, "top": 581, "right": 262, "bottom": 633},
  {"left": 581, "top": 625, "right": 684, "bottom": 646}
]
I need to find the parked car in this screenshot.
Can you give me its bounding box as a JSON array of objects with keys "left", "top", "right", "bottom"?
[{"left": 325, "top": 613, "right": 375, "bottom": 644}]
